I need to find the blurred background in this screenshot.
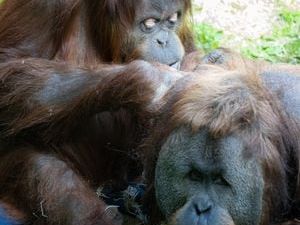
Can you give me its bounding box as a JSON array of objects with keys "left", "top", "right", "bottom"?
[{"left": 192, "top": 0, "right": 300, "bottom": 64}]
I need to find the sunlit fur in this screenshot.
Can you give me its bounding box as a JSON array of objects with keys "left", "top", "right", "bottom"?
[{"left": 143, "top": 61, "right": 300, "bottom": 225}]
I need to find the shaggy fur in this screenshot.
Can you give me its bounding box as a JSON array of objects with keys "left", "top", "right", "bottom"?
[
  {"left": 0, "top": 0, "right": 192, "bottom": 224},
  {"left": 0, "top": 0, "right": 194, "bottom": 65},
  {"left": 143, "top": 65, "right": 300, "bottom": 225}
]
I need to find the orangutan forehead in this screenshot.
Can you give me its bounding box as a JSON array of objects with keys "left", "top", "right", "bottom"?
[
  {"left": 164, "top": 127, "right": 248, "bottom": 164},
  {"left": 138, "top": 0, "right": 184, "bottom": 17}
]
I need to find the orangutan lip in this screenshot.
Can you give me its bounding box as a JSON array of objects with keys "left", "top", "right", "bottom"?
[{"left": 169, "top": 61, "right": 181, "bottom": 70}]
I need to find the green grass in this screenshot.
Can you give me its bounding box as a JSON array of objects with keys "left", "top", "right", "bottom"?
[
  {"left": 193, "top": 8, "right": 300, "bottom": 64},
  {"left": 242, "top": 9, "right": 300, "bottom": 64},
  {"left": 193, "top": 23, "right": 224, "bottom": 54}
]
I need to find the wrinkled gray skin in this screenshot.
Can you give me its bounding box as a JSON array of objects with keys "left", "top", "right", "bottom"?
[
  {"left": 155, "top": 67, "right": 300, "bottom": 225},
  {"left": 156, "top": 128, "right": 264, "bottom": 225},
  {"left": 128, "top": 0, "right": 185, "bottom": 69}
]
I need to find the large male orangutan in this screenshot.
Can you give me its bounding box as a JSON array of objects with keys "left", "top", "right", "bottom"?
[
  {"left": 0, "top": 0, "right": 194, "bottom": 225},
  {"left": 144, "top": 52, "right": 300, "bottom": 225}
]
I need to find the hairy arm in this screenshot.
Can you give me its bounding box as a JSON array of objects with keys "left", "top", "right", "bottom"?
[{"left": 0, "top": 59, "right": 182, "bottom": 140}]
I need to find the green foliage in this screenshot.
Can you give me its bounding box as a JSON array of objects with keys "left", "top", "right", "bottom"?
[
  {"left": 193, "top": 7, "right": 300, "bottom": 64},
  {"left": 242, "top": 9, "right": 300, "bottom": 64},
  {"left": 193, "top": 23, "right": 224, "bottom": 53}
]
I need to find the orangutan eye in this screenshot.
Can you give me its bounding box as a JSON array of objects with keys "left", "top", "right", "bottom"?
[
  {"left": 213, "top": 176, "right": 230, "bottom": 187},
  {"left": 188, "top": 169, "right": 202, "bottom": 182},
  {"left": 143, "top": 18, "right": 157, "bottom": 29},
  {"left": 169, "top": 12, "right": 178, "bottom": 24}
]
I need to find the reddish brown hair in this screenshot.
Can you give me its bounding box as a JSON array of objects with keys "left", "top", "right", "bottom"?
[
  {"left": 143, "top": 66, "right": 300, "bottom": 224},
  {"left": 0, "top": 0, "right": 194, "bottom": 65}
]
